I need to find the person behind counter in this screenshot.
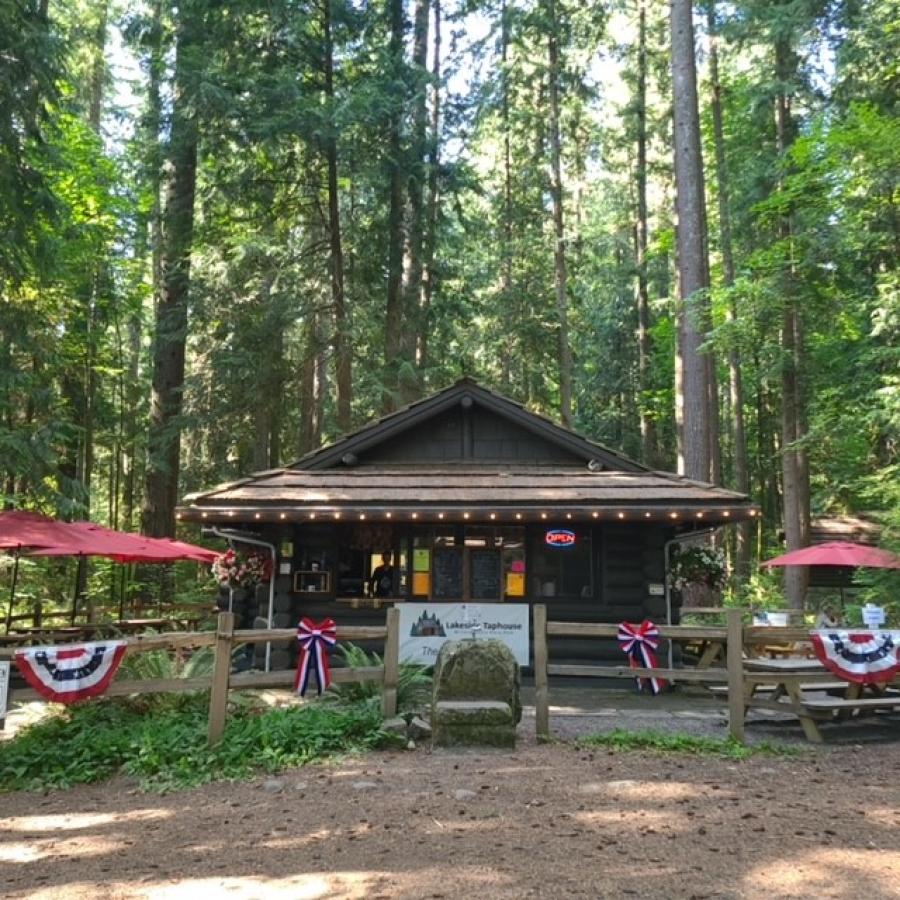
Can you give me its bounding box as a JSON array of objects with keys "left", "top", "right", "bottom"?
[{"left": 368, "top": 552, "right": 394, "bottom": 598}]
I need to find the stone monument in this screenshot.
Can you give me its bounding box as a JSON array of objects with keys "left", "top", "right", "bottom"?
[{"left": 431, "top": 639, "right": 521, "bottom": 748}]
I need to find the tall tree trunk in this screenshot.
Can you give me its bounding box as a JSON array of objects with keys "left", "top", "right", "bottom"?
[
  {"left": 775, "top": 34, "right": 809, "bottom": 608},
  {"left": 87, "top": 0, "right": 109, "bottom": 131},
  {"left": 123, "top": 0, "right": 162, "bottom": 532},
  {"left": 298, "top": 310, "right": 325, "bottom": 454},
  {"left": 322, "top": 0, "right": 351, "bottom": 432},
  {"left": 397, "top": 0, "right": 429, "bottom": 403},
  {"left": 418, "top": 0, "right": 441, "bottom": 374},
  {"left": 498, "top": 0, "right": 514, "bottom": 391},
  {"left": 383, "top": 0, "right": 406, "bottom": 413},
  {"left": 142, "top": 3, "right": 201, "bottom": 538},
  {"left": 670, "top": 0, "right": 711, "bottom": 481},
  {"left": 252, "top": 270, "right": 277, "bottom": 471},
  {"left": 546, "top": 0, "right": 573, "bottom": 428},
  {"left": 707, "top": 1, "right": 750, "bottom": 577},
  {"left": 634, "top": 0, "right": 657, "bottom": 465}
]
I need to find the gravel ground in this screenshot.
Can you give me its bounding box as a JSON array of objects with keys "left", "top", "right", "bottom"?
[{"left": 2, "top": 686, "right": 900, "bottom": 899}]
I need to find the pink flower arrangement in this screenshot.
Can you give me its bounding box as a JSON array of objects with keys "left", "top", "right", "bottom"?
[{"left": 212, "top": 548, "right": 273, "bottom": 589}]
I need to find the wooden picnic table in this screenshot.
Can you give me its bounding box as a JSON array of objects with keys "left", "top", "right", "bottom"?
[{"left": 743, "top": 657, "right": 900, "bottom": 742}]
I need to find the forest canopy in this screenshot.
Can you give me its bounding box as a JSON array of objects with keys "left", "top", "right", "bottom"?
[{"left": 1, "top": 0, "right": 897, "bottom": 603}]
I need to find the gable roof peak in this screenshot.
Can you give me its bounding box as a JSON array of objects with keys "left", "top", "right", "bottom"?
[{"left": 292, "top": 379, "right": 648, "bottom": 473}]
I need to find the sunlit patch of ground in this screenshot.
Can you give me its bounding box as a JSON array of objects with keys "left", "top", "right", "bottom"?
[
  {"left": 577, "top": 778, "right": 700, "bottom": 801},
  {"left": 0, "top": 835, "right": 125, "bottom": 864},
  {"left": 19, "top": 868, "right": 519, "bottom": 900},
  {"left": 742, "top": 849, "right": 900, "bottom": 899},
  {"left": 0, "top": 701, "right": 57, "bottom": 741},
  {"left": 0, "top": 809, "right": 171, "bottom": 833}
]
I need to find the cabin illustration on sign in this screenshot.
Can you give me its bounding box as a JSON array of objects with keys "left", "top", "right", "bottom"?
[{"left": 179, "top": 378, "right": 756, "bottom": 668}]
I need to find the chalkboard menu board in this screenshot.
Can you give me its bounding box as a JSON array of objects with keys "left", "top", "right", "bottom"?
[
  {"left": 433, "top": 548, "right": 463, "bottom": 599},
  {"left": 470, "top": 550, "right": 502, "bottom": 600}
]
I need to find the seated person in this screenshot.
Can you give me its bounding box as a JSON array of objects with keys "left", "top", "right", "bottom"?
[{"left": 368, "top": 552, "right": 395, "bottom": 598}]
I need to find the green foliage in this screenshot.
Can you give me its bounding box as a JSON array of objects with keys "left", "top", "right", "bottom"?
[
  {"left": 576, "top": 728, "right": 798, "bottom": 759},
  {"left": 669, "top": 544, "right": 727, "bottom": 592},
  {"left": 729, "top": 569, "right": 786, "bottom": 611},
  {"left": 117, "top": 645, "right": 215, "bottom": 683},
  {"left": 326, "top": 643, "right": 432, "bottom": 715},
  {"left": 0, "top": 694, "right": 386, "bottom": 793},
  {"left": 0, "top": 0, "right": 897, "bottom": 612}
]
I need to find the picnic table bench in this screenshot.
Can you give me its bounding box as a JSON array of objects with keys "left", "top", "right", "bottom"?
[{"left": 742, "top": 657, "right": 900, "bottom": 742}]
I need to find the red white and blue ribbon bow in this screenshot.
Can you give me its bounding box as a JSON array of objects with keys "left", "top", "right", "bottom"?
[
  {"left": 617, "top": 620, "right": 667, "bottom": 695},
  {"left": 810, "top": 630, "right": 900, "bottom": 684},
  {"left": 15, "top": 641, "right": 127, "bottom": 704},
  {"left": 295, "top": 617, "right": 337, "bottom": 697}
]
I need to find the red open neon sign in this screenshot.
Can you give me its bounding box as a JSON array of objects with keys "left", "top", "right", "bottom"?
[{"left": 545, "top": 529, "right": 576, "bottom": 547}]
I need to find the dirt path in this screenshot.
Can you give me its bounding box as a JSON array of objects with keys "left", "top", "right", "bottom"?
[{"left": 2, "top": 733, "right": 899, "bottom": 900}]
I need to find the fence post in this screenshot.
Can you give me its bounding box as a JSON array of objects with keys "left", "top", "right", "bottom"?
[
  {"left": 726, "top": 607, "right": 745, "bottom": 743},
  {"left": 207, "top": 611, "right": 235, "bottom": 747},
  {"left": 533, "top": 604, "right": 550, "bottom": 740},
  {"left": 382, "top": 607, "right": 400, "bottom": 718}
]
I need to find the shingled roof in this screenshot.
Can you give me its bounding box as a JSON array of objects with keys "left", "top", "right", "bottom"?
[{"left": 179, "top": 379, "right": 756, "bottom": 525}]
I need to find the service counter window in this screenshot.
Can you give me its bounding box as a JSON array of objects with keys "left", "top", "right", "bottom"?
[
  {"left": 327, "top": 522, "right": 405, "bottom": 601},
  {"left": 412, "top": 526, "right": 525, "bottom": 602},
  {"left": 527, "top": 526, "right": 592, "bottom": 600}
]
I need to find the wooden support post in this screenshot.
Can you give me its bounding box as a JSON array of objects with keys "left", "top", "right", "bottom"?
[
  {"left": 726, "top": 607, "right": 745, "bottom": 743},
  {"left": 533, "top": 604, "right": 550, "bottom": 740},
  {"left": 33, "top": 600, "right": 42, "bottom": 628},
  {"left": 207, "top": 611, "right": 234, "bottom": 747},
  {"left": 382, "top": 607, "right": 400, "bottom": 719}
]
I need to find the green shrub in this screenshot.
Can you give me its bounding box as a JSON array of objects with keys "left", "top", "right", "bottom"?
[{"left": 0, "top": 694, "right": 386, "bottom": 793}]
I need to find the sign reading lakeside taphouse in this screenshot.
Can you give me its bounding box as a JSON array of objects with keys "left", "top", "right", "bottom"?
[{"left": 398, "top": 603, "right": 530, "bottom": 666}]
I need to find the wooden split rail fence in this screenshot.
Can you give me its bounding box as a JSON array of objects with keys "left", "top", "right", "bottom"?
[
  {"left": 532, "top": 605, "right": 871, "bottom": 743},
  {"left": 3, "top": 609, "right": 401, "bottom": 746},
  {"left": 5, "top": 604, "right": 875, "bottom": 745}
]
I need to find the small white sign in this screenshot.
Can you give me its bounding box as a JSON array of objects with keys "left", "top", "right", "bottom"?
[
  {"left": 0, "top": 662, "right": 10, "bottom": 724},
  {"left": 279, "top": 562, "right": 291, "bottom": 575},
  {"left": 398, "top": 603, "right": 530, "bottom": 666},
  {"left": 648, "top": 583, "right": 665, "bottom": 596},
  {"left": 863, "top": 604, "right": 886, "bottom": 629}
]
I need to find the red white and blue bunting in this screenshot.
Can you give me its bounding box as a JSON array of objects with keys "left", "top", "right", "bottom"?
[
  {"left": 295, "top": 617, "right": 337, "bottom": 697},
  {"left": 15, "top": 642, "right": 127, "bottom": 704},
  {"left": 810, "top": 630, "right": 900, "bottom": 684},
  {"left": 617, "top": 620, "right": 667, "bottom": 695}
]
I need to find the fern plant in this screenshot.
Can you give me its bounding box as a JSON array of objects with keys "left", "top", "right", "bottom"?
[{"left": 326, "top": 643, "right": 432, "bottom": 716}]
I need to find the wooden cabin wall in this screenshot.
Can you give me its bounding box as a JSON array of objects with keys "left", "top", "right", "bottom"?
[{"left": 240, "top": 522, "right": 672, "bottom": 669}]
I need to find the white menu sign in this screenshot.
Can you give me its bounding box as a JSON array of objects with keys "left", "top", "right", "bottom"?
[{"left": 398, "top": 603, "right": 530, "bottom": 666}]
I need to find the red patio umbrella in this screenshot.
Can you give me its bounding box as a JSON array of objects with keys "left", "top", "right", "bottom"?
[
  {"left": 24, "top": 521, "right": 220, "bottom": 621},
  {"left": 146, "top": 539, "right": 219, "bottom": 565},
  {"left": 0, "top": 511, "right": 73, "bottom": 632},
  {"left": 0, "top": 510, "right": 79, "bottom": 550},
  {"left": 762, "top": 541, "right": 900, "bottom": 570},
  {"left": 26, "top": 522, "right": 216, "bottom": 563}
]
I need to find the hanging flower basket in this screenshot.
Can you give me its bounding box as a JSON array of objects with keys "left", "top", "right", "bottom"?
[
  {"left": 668, "top": 545, "right": 726, "bottom": 606},
  {"left": 212, "top": 548, "right": 272, "bottom": 590}
]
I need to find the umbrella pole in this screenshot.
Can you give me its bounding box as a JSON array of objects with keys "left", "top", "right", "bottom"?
[
  {"left": 71, "top": 556, "right": 86, "bottom": 624},
  {"left": 5, "top": 550, "right": 20, "bottom": 633},
  {"left": 118, "top": 566, "right": 127, "bottom": 622}
]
